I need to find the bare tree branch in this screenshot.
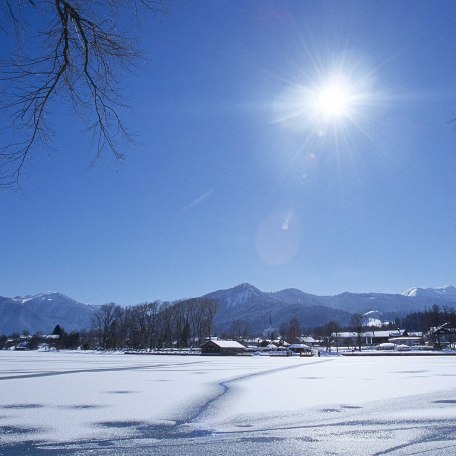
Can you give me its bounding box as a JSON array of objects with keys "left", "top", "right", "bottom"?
[{"left": 0, "top": 0, "right": 168, "bottom": 189}]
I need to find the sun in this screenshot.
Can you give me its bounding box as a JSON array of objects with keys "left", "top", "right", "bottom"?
[
  {"left": 313, "top": 80, "right": 354, "bottom": 119},
  {"left": 271, "top": 60, "right": 379, "bottom": 144}
]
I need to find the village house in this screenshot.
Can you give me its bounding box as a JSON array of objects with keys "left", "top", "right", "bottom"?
[
  {"left": 288, "top": 343, "right": 313, "bottom": 356},
  {"left": 200, "top": 339, "right": 246, "bottom": 356},
  {"left": 363, "top": 329, "right": 407, "bottom": 345},
  {"left": 297, "top": 336, "right": 317, "bottom": 347},
  {"left": 388, "top": 334, "right": 424, "bottom": 347},
  {"left": 333, "top": 329, "right": 409, "bottom": 347},
  {"left": 427, "top": 323, "right": 456, "bottom": 349}
]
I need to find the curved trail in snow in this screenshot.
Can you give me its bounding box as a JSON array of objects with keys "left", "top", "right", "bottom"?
[{"left": 181, "top": 358, "right": 334, "bottom": 425}]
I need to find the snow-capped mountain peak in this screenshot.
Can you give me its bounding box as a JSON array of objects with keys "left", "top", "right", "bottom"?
[
  {"left": 1, "top": 292, "right": 96, "bottom": 335},
  {"left": 13, "top": 292, "right": 60, "bottom": 304},
  {"left": 402, "top": 285, "right": 456, "bottom": 300}
]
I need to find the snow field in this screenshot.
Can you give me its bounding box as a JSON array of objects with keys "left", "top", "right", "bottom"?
[{"left": 0, "top": 351, "right": 454, "bottom": 455}]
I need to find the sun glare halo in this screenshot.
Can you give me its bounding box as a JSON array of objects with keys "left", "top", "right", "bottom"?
[
  {"left": 313, "top": 81, "right": 353, "bottom": 119},
  {"left": 271, "top": 60, "right": 379, "bottom": 145}
]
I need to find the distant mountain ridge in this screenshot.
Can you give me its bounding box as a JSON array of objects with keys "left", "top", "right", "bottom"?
[
  {"left": 203, "top": 283, "right": 353, "bottom": 332},
  {"left": 203, "top": 283, "right": 456, "bottom": 334},
  {"left": 0, "top": 292, "right": 96, "bottom": 335},
  {"left": 2, "top": 284, "right": 455, "bottom": 336},
  {"left": 402, "top": 285, "right": 456, "bottom": 300}
]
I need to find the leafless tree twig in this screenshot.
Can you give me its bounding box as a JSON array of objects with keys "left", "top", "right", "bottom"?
[{"left": 0, "top": 0, "right": 168, "bottom": 189}]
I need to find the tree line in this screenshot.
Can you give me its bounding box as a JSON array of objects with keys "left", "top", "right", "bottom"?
[
  {"left": 0, "top": 298, "right": 217, "bottom": 351},
  {"left": 1, "top": 302, "right": 455, "bottom": 351},
  {"left": 91, "top": 298, "right": 217, "bottom": 350},
  {"left": 397, "top": 305, "right": 456, "bottom": 332}
]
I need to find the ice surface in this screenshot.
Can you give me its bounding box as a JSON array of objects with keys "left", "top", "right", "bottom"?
[{"left": 0, "top": 351, "right": 455, "bottom": 455}]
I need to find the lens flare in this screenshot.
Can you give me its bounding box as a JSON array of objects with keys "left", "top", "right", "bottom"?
[{"left": 255, "top": 210, "right": 301, "bottom": 266}]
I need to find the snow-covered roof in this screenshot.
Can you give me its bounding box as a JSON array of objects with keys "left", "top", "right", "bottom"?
[
  {"left": 363, "top": 330, "right": 406, "bottom": 338},
  {"left": 429, "top": 323, "right": 456, "bottom": 334},
  {"left": 389, "top": 336, "right": 422, "bottom": 341},
  {"left": 202, "top": 340, "right": 245, "bottom": 349},
  {"left": 334, "top": 332, "right": 357, "bottom": 338},
  {"left": 299, "top": 336, "right": 316, "bottom": 343},
  {"left": 334, "top": 330, "right": 406, "bottom": 338},
  {"left": 289, "top": 344, "right": 311, "bottom": 349}
]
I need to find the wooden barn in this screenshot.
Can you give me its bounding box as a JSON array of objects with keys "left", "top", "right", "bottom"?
[{"left": 200, "top": 340, "right": 246, "bottom": 356}]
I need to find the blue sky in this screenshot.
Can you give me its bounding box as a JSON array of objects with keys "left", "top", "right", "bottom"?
[{"left": 2, "top": 0, "right": 456, "bottom": 305}]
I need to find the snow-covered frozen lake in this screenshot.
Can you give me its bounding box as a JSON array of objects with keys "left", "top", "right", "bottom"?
[{"left": 0, "top": 351, "right": 455, "bottom": 455}]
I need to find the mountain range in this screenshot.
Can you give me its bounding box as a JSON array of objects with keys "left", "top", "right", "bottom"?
[
  {"left": 203, "top": 283, "right": 456, "bottom": 333},
  {"left": 0, "top": 292, "right": 96, "bottom": 336},
  {"left": 1, "top": 284, "right": 455, "bottom": 336}
]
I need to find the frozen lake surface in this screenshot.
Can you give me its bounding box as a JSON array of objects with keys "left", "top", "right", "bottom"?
[{"left": 0, "top": 351, "right": 455, "bottom": 455}]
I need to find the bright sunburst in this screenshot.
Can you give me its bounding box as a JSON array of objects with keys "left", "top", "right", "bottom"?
[
  {"left": 313, "top": 81, "right": 353, "bottom": 119},
  {"left": 271, "top": 64, "right": 378, "bottom": 142},
  {"left": 268, "top": 59, "right": 384, "bottom": 178}
]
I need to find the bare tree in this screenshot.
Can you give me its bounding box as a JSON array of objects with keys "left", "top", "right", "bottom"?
[
  {"left": 279, "top": 321, "right": 289, "bottom": 341},
  {"left": 287, "top": 316, "right": 302, "bottom": 342},
  {"left": 92, "top": 302, "right": 123, "bottom": 349},
  {"left": 322, "top": 320, "right": 340, "bottom": 352},
  {"left": 279, "top": 317, "right": 302, "bottom": 344},
  {"left": 0, "top": 0, "right": 167, "bottom": 189},
  {"left": 350, "top": 313, "right": 364, "bottom": 352},
  {"left": 158, "top": 303, "right": 177, "bottom": 348},
  {"left": 124, "top": 301, "right": 160, "bottom": 350},
  {"left": 144, "top": 301, "right": 160, "bottom": 350},
  {"left": 226, "top": 319, "right": 251, "bottom": 342},
  {"left": 201, "top": 299, "right": 217, "bottom": 340}
]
